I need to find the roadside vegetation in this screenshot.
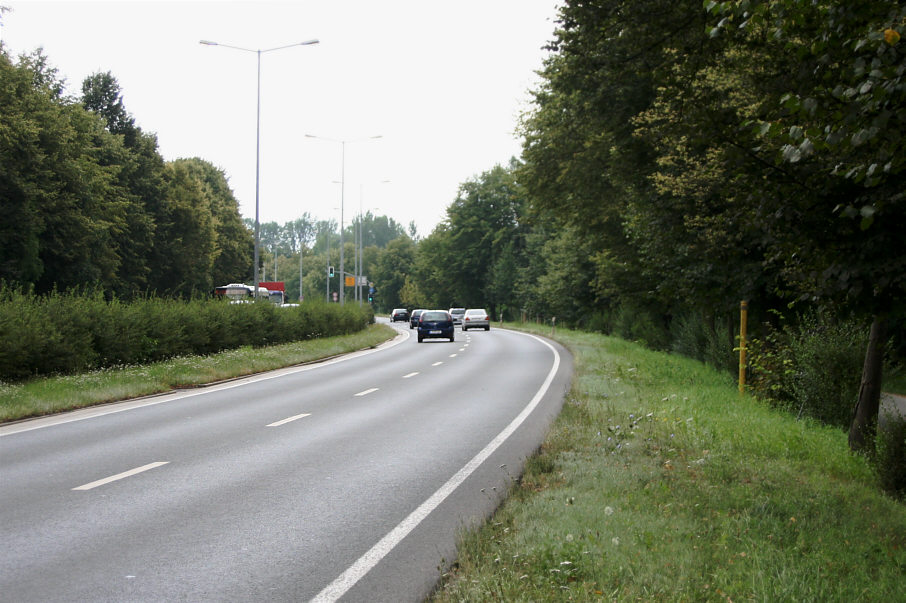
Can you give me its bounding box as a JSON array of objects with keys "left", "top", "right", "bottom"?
[
  {"left": 3, "top": 1, "right": 903, "bottom": 458},
  {"left": 434, "top": 325, "right": 906, "bottom": 601},
  {"left": 0, "top": 286, "right": 374, "bottom": 380},
  {"left": 0, "top": 323, "right": 395, "bottom": 423},
  {"left": 3, "top": 3, "right": 904, "bottom": 592}
]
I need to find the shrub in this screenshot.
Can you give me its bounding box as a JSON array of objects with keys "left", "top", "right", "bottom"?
[
  {"left": 612, "top": 303, "right": 670, "bottom": 350},
  {"left": 746, "top": 329, "right": 796, "bottom": 409},
  {"left": 787, "top": 312, "right": 867, "bottom": 428},
  {"left": 582, "top": 309, "right": 613, "bottom": 334},
  {"left": 746, "top": 311, "right": 867, "bottom": 429},
  {"left": 670, "top": 310, "right": 736, "bottom": 373},
  {"left": 0, "top": 285, "right": 374, "bottom": 381}
]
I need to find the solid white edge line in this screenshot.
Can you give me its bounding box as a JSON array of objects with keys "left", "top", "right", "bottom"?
[
  {"left": 267, "top": 413, "right": 312, "bottom": 427},
  {"left": 72, "top": 461, "right": 169, "bottom": 491},
  {"left": 354, "top": 388, "right": 379, "bottom": 397},
  {"left": 311, "top": 332, "right": 560, "bottom": 603}
]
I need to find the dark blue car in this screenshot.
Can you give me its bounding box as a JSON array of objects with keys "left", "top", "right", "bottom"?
[{"left": 417, "top": 310, "right": 455, "bottom": 343}]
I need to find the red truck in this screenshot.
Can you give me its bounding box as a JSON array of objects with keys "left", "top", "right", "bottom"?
[{"left": 259, "top": 281, "right": 286, "bottom": 304}]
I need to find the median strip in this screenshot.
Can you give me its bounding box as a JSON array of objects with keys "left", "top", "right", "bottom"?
[{"left": 73, "top": 461, "right": 169, "bottom": 491}]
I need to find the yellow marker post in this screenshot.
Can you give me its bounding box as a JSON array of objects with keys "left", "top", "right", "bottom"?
[{"left": 738, "top": 300, "right": 748, "bottom": 394}]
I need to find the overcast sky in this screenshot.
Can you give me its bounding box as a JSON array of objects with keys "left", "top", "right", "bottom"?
[{"left": 2, "top": 0, "right": 560, "bottom": 237}]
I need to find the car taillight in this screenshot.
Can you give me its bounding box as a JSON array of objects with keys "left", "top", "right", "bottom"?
[{"left": 464, "top": 317, "right": 469, "bottom": 321}]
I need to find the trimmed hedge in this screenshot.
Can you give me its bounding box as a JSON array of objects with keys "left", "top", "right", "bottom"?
[{"left": 0, "top": 287, "right": 373, "bottom": 380}]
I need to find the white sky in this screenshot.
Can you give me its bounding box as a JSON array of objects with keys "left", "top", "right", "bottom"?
[{"left": 1, "top": 0, "right": 559, "bottom": 237}]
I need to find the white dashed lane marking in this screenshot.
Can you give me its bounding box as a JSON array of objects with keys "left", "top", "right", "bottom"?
[
  {"left": 73, "top": 462, "right": 169, "bottom": 491},
  {"left": 267, "top": 413, "right": 312, "bottom": 427}
]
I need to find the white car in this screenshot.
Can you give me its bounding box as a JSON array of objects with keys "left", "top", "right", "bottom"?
[
  {"left": 448, "top": 307, "right": 466, "bottom": 325},
  {"left": 461, "top": 308, "right": 490, "bottom": 331}
]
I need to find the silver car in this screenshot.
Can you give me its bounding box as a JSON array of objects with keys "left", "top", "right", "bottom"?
[
  {"left": 448, "top": 307, "right": 466, "bottom": 325},
  {"left": 461, "top": 308, "right": 490, "bottom": 331}
]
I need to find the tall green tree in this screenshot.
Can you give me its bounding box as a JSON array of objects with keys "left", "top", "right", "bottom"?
[
  {"left": 81, "top": 71, "right": 136, "bottom": 138},
  {"left": 0, "top": 50, "right": 128, "bottom": 292},
  {"left": 173, "top": 158, "right": 253, "bottom": 286},
  {"left": 370, "top": 236, "right": 415, "bottom": 311},
  {"left": 442, "top": 162, "right": 527, "bottom": 313},
  {"left": 410, "top": 226, "right": 456, "bottom": 309},
  {"left": 149, "top": 162, "right": 216, "bottom": 296},
  {"left": 519, "top": 0, "right": 708, "bottom": 325},
  {"left": 703, "top": 0, "right": 906, "bottom": 451}
]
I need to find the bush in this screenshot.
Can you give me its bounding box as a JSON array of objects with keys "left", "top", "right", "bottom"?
[
  {"left": 746, "top": 311, "right": 867, "bottom": 429},
  {"left": 612, "top": 303, "right": 670, "bottom": 350},
  {"left": 0, "top": 285, "right": 373, "bottom": 381},
  {"left": 670, "top": 310, "right": 736, "bottom": 373},
  {"left": 746, "top": 328, "right": 796, "bottom": 409},
  {"left": 787, "top": 312, "right": 867, "bottom": 428}
]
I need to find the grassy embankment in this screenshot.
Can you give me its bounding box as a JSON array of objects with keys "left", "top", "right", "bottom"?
[
  {"left": 0, "top": 323, "right": 396, "bottom": 423},
  {"left": 434, "top": 323, "right": 905, "bottom": 602}
]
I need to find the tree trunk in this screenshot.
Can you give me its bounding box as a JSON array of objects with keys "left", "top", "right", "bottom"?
[{"left": 848, "top": 315, "right": 887, "bottom": 453}]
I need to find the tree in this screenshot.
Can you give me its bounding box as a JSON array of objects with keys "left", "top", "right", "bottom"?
[
  {"left": 705, "top": 0, "right": 906, "bottom": 452},
  {"left": 173, "top": 158, "right": 253, "bottom": 286},
  {"left": 370, "top": 236, "right": 415, "bottom": 311},
  {"left": 81, "top": 71, "right": 136, "bottom": 138},
  {"left": 0, "top": 50, "right": 128, "bottom": 293},
  {"left": 518, "top": 0, "right": 708, "bottom": 328},
  {"left": 410, "top": 226, "right": 457, "bottom": 309},
  {"left": 440, "top": 162, "right": 527, "bottom": 313},
  {"left": 149, "top": 162, "right": 216, "bottom": 296}
]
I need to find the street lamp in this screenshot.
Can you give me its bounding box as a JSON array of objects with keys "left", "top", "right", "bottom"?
[
  {"left": 200, "top": 37, "right": 319, "bottom": 300},
  {"left": 304, "top": 134, "right": 382, "bottom": 305}
]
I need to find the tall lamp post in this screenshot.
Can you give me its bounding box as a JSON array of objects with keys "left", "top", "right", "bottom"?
[
  {"left": 304, "top": 134, "right": 382, "bottom": 305},
  {"left": 200, "top": 38, "right": 319, "bottom": 299}
]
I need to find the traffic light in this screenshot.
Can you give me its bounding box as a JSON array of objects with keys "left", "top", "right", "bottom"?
[
  {"left": 328, "top": 266, "right": 334, "bottom": 278},
  {"left": 368, "top": 294, "right": 373, "bottom": 302}
]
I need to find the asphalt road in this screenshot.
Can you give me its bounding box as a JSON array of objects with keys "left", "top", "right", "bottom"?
[{"left": 0, "top": 320, "right": 572, "bottom": 602}]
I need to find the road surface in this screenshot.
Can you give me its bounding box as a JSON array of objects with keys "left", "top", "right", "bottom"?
[{"left": 0, "top": 321, "right": 571, "bottom": 602}]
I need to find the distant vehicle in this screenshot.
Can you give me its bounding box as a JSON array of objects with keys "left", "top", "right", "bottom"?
[
  {"left": 462, "top": 308, "right": 490, "bottom": 331},
  {"left": 260, "top": 281, "right": 286, "bottom": 304},
  {"left": 214, "top": 283, "right": 255, "bottom": 301},
  {"left": 418, "top": 310, "right": 455, "bottom": 343},
  {"left": 409, "top": 309, "right": 425, "bottom": 329},
  {"left": 214, "top": 283, "right": 276, "bottom": 304},
  {"left": 448, "top": 307, "right": 466, "bottom": 325},
  {"left": 390, "top": 308, "right": 410, "bottom": 322}
]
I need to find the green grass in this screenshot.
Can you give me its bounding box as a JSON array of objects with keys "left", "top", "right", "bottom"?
[
  {"left": 0, "top": 324, "right": 396, "bottom": 423},
  {"left": 433, "top": 324, "right": 906, "bottom": 602}
]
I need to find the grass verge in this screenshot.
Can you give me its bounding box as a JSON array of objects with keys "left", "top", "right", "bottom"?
[
  {"left": 0, "top": 323, "right": 396, "bottom": 423},
  {"left": 434, "top": 324, "right": 906, "bottom": 601}
]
